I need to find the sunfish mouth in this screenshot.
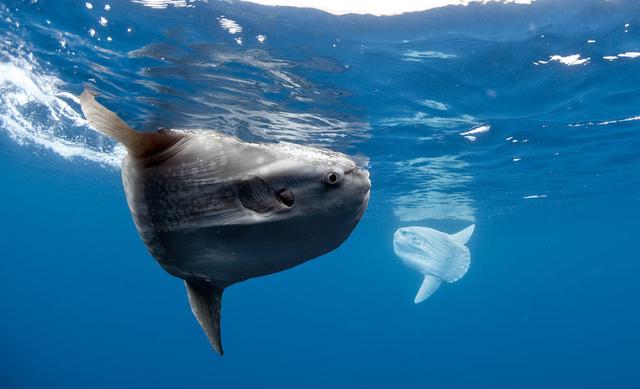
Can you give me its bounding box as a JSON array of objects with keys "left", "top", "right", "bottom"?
[
  {"left": 356, "top": 167, "right": 370, "bottom": 181},
  {"left": 353, "top": 167, "right": 371, "bottom": 194},
  {"left": 351, "top": 167, "right": 371, "bottom": 218},
  {"left": 345, "top": 165, "right": 370, "bottom": 182}
]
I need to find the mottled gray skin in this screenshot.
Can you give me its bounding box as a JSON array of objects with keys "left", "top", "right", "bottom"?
[{"left": 122, "top": 130, "right": 371, "bottom": 288}]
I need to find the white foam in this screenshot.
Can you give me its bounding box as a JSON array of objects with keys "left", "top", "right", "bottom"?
[
  {"left": 420, "top": 99, "right": 448, "bottom": 111},
  {"left": 535, "top": 54, "right": 590, "bottom": 66},
  {"left": 460, "top": 124, "right": 490, "bottom": 136},
  {"left": 403, "top": 50, "right": 456, "bottom": 62},
  {"left": 241, "top": 0, "right": 535, "bottom": 16},
  {"left": 218, "top": 17, "right": 243, "bottom": 34},
  {"left": 131, "top": 0, "right": 189, "bottom": 9},
  {"left": 523, "top": 194, "right": 547, "bottom": 199},
  {"left": 0, "top": 57, "right": 124, "bottom": 168},
  {"left": 379, "top": 111, "right": 476, "bottom": 131},
  {"left": 597, "top": 116, "right": 640, "bottom": 126},
  {"left": 618, "top": 51, "right": 640, "bottom": 58}
]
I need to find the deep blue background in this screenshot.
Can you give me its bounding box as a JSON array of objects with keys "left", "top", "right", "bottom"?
[{"left": 1, "top": 0, "right": 640, "bottom": 387}]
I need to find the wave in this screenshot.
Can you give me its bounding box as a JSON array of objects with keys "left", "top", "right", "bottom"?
[
  {"left": 0, "top": 2, "right": 368, "bottom": 170},
  {"left": 0, "top": 51, "right": 125, "bottom": 168},
  {"left": 240, "top": 0, "right": 536, "bottom": 16}
]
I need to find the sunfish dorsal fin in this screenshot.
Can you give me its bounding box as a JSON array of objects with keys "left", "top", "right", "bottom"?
[
  {"left": 450, "top": 224, "right": 475, "bottom": 245},
  {"left": 78, "top": 89, "right": 181, "bottom": 157},
  {"left": 415, "top": 275, "right": 441, "bottom": 303},
  {"left": 184, "top": 280, "right": 225, "bottom": 356}
]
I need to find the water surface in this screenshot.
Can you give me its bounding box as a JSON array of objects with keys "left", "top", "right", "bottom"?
[{"left": 1, "top": 0, "right": 639, "bottom": 387}]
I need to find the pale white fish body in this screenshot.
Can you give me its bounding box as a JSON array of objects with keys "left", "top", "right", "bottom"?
[{"left": 393, "top": 224, "right": 475, "bottom": 303}]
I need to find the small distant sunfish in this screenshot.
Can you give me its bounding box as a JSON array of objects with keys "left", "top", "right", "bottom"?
[
  {"left": 79, "top": 90, "right": 371, "bottom": 355},
  {"left": 393, "top": 224, "right": 475, "bottom": 303}
]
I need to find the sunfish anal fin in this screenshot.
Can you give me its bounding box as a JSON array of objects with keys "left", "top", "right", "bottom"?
[
  {"left": 78, "top": 88, "right": 182, "bottom": 158},
  {"left": 415, "top": 275, "right": 442, "bottom": 304},
  {"left": 184, "top": 280, "right": 225, "bottom": 356}
]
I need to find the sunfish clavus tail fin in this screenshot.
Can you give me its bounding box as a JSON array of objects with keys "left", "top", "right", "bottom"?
[
  {"left": 185, "top": 280, "right": 225, "bottom": 356},
  {"left": 78, "top": 89, "right": 180, "bottom": 157}
]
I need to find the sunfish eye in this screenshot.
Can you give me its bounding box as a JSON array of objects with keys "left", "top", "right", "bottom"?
[
  {"left": 278, "top": 188, "right": 295, "bottom": 207},
  {"left": 325, "top": 171, "right": 341, "bottom": 186}
]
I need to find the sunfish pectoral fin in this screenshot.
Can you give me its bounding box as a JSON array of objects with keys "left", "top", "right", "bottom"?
[
  {"left": 450, "top": 224, "right": 475, "bottom": 245},
  {"left": 184, "top": 280, "right": 225, "bottom": 356},
  {"left": 414, "top": 275, "right": 442, "bottom": 304},
  {"left": 78, "top": 88, "right": 181, "bottom": 157},
  {"left": 238, "top": 175, "right": 280, "bottom": 213}
]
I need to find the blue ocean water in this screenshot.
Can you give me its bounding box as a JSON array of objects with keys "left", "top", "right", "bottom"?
[{"left": 1, "top": 0, "right": 640, "bottom": 387}]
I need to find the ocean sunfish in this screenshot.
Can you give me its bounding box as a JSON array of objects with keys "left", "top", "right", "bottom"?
[
  {"left": 393, "top": 225, "right": 474, "bottom": 303},
  {"left": 79, "top": 90, "right": 371, "bottom": 355}
]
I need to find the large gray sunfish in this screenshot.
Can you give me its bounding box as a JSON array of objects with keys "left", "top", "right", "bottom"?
[{"left": 79, "top": 90, "right": 371, "bottom": 355}]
